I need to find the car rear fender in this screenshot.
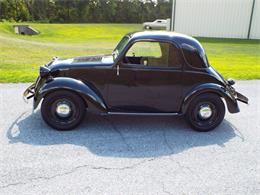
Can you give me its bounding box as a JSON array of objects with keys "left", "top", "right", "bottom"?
[
  {"left": 182, "top": 83, "right": 239, "bottom": 114},
  {"left": 35, "top": 77, "right": 107, "bottom": 111}
]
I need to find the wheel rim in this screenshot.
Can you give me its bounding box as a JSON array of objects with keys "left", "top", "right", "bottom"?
[
  {"left": 56, "top": 102, "right": 71, "bottom": 118},
  {"left": 192, "top": 101, "right": 219, "bottom": 128},
  {"left": 198, "top": 104, "right": 212, "bottom": 119},
  {"left": 50, "top": 98, "right": 78, "bottom": 125}
]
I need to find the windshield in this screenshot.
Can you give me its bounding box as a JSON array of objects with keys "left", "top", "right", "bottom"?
[{"left": 113, "top": 36, "right": 130, "bottom": 60}]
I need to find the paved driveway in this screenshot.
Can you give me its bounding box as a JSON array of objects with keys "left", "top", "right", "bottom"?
[{"left": 0, "top": 81, "right": 259, "bottom": 195}]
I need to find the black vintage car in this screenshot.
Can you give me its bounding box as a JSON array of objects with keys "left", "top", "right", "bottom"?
[{"left": 24, "top": 31, "right": 248, "bottom": 132}]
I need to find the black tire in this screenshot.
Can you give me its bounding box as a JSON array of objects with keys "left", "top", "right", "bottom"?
[
  {"left": 41, "top": 90, "right": 86, "bottom": 131},
  {"left": 185, "top": 94, "right": 225, "bottom": 132},
  {"left": 144, "top": 25, "right": 151, "bottom": 30}
]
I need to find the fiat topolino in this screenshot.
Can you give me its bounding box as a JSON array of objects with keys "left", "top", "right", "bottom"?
[{"left": 24, "top": 31, "right": 248, "bottom": 132}]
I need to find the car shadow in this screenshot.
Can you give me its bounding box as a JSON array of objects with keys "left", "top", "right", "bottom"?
[{"left": 6, "top": 110, "right": 241, "bottom": 158}]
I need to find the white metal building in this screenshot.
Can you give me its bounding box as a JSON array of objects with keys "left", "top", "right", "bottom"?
[{"left": 171, "top": 0, "right": 260, "bottom": 39}]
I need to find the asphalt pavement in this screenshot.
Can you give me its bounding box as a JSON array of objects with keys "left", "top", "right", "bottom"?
[{"left": 0, "top": 81, "right": 259, "bottom": 195}]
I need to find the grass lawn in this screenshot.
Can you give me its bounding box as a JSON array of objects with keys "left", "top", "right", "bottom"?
[{"left": 0, "top": 22, "right": 259, "bottom": 83}]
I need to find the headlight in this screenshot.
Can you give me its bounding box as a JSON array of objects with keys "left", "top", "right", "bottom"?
[{"left": 39, "top": 65, "right": 50, "bottom": 78}]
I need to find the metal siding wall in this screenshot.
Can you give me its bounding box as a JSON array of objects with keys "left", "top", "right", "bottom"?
[
  {"left": 250, "top": 0, "right": 260, "bottom": 39},
  {"left": 174, "top": 0, "right": 253, "bottom": 38}
]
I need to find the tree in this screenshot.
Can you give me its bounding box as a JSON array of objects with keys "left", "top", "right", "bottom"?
[{"left": 0, "top": 0, "right": 171, "bottom": 23}]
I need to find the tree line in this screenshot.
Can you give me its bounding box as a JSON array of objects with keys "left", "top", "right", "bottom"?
[{"left": 0, "top": 0, "right": 171, "bottom": 23}]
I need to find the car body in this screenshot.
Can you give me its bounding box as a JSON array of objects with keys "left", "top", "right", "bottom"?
[
  {"left": 143, "top": 19, "right": 167, "bottom": 30},
  {"left": 24, "top": 31, "right": 248, "bottom": 131}
]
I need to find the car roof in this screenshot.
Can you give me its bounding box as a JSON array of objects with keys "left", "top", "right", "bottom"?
[
  {"left": 128, "top": 31, "right": 195, "bottom": 43},
  {"left": 127, "top": 31, "right": 205, "bottom": 53}
]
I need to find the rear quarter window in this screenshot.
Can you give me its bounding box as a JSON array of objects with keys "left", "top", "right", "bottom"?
[{"left": 182, "top": 43, "right": 207, "bottom": 68}]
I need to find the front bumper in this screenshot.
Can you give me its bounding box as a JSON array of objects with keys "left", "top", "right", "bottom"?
[
  {"left": 23, "top": 83, "right": 36, "bottom": 103},
  {"left": 23, "top": 76, "right": 44, "bottom": 109}
]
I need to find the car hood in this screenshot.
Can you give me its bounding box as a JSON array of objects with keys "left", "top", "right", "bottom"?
[{"left": 48, "top": 55, "right": 114, "bottom": 71}]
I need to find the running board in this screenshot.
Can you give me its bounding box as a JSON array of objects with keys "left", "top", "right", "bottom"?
[{"left": 103, "top": 112, "right": 182, "bottom": 116}]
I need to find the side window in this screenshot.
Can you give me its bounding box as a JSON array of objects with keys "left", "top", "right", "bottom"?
[
  {"left": 126, "top": 42, "right": 162, "bottom": 58},
  {"left": 124, "top": 41, "right": 182, "bottom": 68},
  {"left": 182, "top": 44, "right": 206, "bottom": 68}
]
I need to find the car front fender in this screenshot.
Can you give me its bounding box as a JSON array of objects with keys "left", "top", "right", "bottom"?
[
  {"left": 182, "top": 83, "right": 239, "bottom": 114},
  {"left": 34, "top": 77, "right": 107, "bottom": 111}
]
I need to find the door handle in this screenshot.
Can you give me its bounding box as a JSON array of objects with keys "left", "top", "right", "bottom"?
[{"left": 116, "top": 65, "right": 120, "bottom": 76}]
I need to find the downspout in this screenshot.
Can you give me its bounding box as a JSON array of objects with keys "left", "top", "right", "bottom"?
[
  {"left": 171, "top": 0, "right": 177, "bottom": 31},
  {"left": 247, "top": 0, "right": 256, "bottom": 39}
]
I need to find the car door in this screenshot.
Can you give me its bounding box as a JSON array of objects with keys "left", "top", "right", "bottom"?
[
  {"left": 107, "top": 40, "right": 183, "bottom": 113},
  {"left": 154, "top": 20, "right": 161, "bottom": 29},
  {"left": 106, "top": 62, "right": 136, "bottom": 112},
  {"left": 156, "top": 20, "right": 164, "bottom": 28}
]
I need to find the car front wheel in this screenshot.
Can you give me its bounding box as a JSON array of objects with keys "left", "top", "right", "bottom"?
[
  {"left": 185, "top": 94, "right": 225, "bottom": 132},
  {"left": 41, "top": 90, "right": 86, "bottom": 131},
  {"left": 144, "top": 25, "right": 151, "bottom": 29}
]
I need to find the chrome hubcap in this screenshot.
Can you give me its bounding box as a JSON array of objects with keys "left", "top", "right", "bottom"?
[
  {"left": 56, "top": 103, "right": 71, "bottom": 117},
  {"left": 199, "top": 105, "right": 212, "bottom": 119}
]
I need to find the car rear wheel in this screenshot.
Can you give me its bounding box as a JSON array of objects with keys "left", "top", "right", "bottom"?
[
  {"left": 41, "top": 90, "right": 86, "bottom": 131},
  {"left": 185, "top": 94, "right": 225, "bottom": 132}
]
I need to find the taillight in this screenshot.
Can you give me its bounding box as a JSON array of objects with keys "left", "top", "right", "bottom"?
[{"left": 227, "top": 78, "right": 235, "bottom": 86}]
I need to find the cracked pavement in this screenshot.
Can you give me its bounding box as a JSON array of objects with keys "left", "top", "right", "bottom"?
[{"left": 0, "top": 81, "right": 259, "bottom": 194}]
